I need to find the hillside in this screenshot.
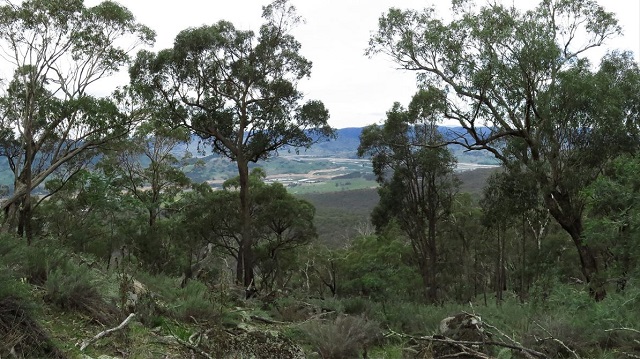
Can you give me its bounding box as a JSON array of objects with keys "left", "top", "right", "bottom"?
[{"left": 302, "top": 166, "right": 499, "bottom": 246}]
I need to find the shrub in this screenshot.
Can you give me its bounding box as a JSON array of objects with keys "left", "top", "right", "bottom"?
[
  {"left": 173, "top": 280, "right": 218, "bottom": 323},
  {"left": 44, "top": 266, "right": 119, "bottom": 325},
  {"left": 0, "top": 235, "right": 66, "bottom": 285},
  {"left": 303, "top": 315, "right": 381, "bottom": 359}
]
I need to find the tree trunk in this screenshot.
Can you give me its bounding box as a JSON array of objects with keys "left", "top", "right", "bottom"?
[
  {"left": 495, "top": 229, "right": 503, "bottom": 304},
  {"left": 237, "top": 159, "right": 255, "bottom": 296},
  {"left": 426, "top": 214, "right": 438, "bottom": 303},
  {"left": 520, "top": 213, "right": 526, "bottom": 303},
  {"left": 544, "top": 193, "right": 605, "bottom": 301}
]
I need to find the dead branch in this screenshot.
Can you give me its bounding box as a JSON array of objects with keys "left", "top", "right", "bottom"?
[
  {"left": 605, "top": 327, "right": 640, "bottom": 336},
  {"left": 249, "top": 315, "right": 288, "bottom": 325},
  {"left": 476, "top": 314, "right": 537, "bottom": 359},
  {"left": 534, "top": 321, "right": 580, "bottom": 359},
  {"left": 79, "top": 313, "right": 136, "bottom": 351},
  {"left": 386, "top": 329, "right": 549, "bottom": 359}
]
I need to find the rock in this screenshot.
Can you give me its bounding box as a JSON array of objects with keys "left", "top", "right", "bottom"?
[{"left": 434, "top": 313, "right": 492, "bottom": 358}]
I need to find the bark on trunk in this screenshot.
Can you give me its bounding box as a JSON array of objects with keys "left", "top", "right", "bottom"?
[
  {"left": 237, "top": 159, "right": 255, "bottom": 296},
  {"left": 544, "top": 193, "right": 605, "bottom": 301},
  {"left": 426, "top": 214, "right": 438, "bottom": 303}
]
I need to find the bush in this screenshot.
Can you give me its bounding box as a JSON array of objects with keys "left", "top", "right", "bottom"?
[
  {"left": 130, "top": 271, "right": 222, "bottom": 324},
  {"left": 303, "top": 315, "right": 381, "bottom": 359},
  {"left": 44, "top": 265, "right": 119, "bottom": 325},
  {"left": 270, "top": 297, "right": 316, "bottom": 322},
  {"left": 0, "top": 235, "right": 66, "bottom": 285},
  {"left": 173, "top": 280, "right": 218, "bottom": 323},
  {"left": 0, "top": 267, "right": 32, "bottom": 302}
]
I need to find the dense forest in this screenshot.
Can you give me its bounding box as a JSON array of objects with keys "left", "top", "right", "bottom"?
[{"left": 1, "top": 0, "right": 640, "bottom": 358}]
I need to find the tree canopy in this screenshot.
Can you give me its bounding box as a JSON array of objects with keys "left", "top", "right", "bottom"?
[
  {"left": 368, "top": 0, "right": 640, "bottom": 300},
  {"left": 129, "top": 0, "right": 334, "bottom": 290},
  {"left": 0, "top": 0, "right": 154, "bottom": 239}
]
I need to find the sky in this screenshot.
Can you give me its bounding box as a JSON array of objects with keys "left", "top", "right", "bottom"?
[{"left": 97, "top": 0, "right": 639, "bottom": 129}]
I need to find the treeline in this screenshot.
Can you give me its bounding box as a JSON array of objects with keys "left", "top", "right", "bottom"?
[{"left": 2, "top": 0, "right": 640, "bottom": 357}]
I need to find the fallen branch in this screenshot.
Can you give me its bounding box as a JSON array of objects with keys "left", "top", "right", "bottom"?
[
  {"left": 605, "top": 327, "right": 640, "bottom": 336},
  {"left": 79, "top": 313, "right": 136, "bottom": 351},
  {"left": 250, "top": 315, "right": 288, "bottom": 325},
  {"left": 477, "top": 315, "right": 537, "bottom": 359},
  {"left": 534, "top": 322, "right": 580, "bottom": 359},
  {"left": 386, "top": 329, "right": 549, "bottom": 359}
]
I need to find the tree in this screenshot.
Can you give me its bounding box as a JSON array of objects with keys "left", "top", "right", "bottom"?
[
  {"left": 583, "top": 155, "right": 640, "bottom": 291},
  {"left": 130, "top": 0, "right": 334, "bottom": 289},
  {"left": 251, "top": 175, "right": 317, "bottom": 292},
  {"left": 0, "top": 0, "right": 154, "bottom": 241},
  {"left": 368, "top": 0, "right": 640, "bottom": 299},
  {"left": 176, "top": 169, "right": 317, "bottom": 292},
  {"left": 358, "top": 89, "right": 460, "bottom": 302},
  {"left": 100, "top": 124, "right": 191, "bottom": 228},
  {"left": 35, "top": 169, "right": 144, "bottom": 263}
]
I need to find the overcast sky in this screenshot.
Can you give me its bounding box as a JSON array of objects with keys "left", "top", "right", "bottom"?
[{"left": 103, "top": 0, "right": 640, "bottom": 129}]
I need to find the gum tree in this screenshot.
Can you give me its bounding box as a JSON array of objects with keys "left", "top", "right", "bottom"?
[
  {"left": 0, "top": 0, "right": 154, "bottom": 240},
  {"left": 358, "top": 89, "right": 460, "bottom": 303},
  {"left": 368, "top": 0, "right": 640, "bottom": 299},
  {"left": 130, "top": 0, "right": 334, "bottom": 289}
]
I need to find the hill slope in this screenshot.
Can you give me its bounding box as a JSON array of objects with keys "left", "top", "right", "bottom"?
[{"left": 302, "top": 166, "right": 499, "bottom": 246}]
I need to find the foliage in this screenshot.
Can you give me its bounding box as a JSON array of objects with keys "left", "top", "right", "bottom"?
[
  {"left": 37, "top": 170, "right": 143, "bottom": 261},
  {"left": 130, "top": 0, "right": 334, "bottom": 288},
  {"left": 359, "top": 89, "right": 460, "bottom": 302},
  {"left": 368, "top": 0, "right": 640, "bottom": 300},
  {"left": 0, "top": 0, "right": 154, "bottom": 239},
  {"left": 174, "top": 169, "right": 318, "bottom": 290},
  {"left": 338, "top": 234, "right": 420, "bottom": 301},
  {"left": 99, "top": 124, "right": 192, "bottom": 228},
  {"left": 583, "top": 155, "right": 640, "bottom": 287},
  {"left": 303, "top": 315, "right": 381, "bottom": 359}
]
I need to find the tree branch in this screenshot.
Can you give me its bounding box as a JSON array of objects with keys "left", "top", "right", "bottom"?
[{"left": 79, "top": 313, "right": 136, "bottom": 351}]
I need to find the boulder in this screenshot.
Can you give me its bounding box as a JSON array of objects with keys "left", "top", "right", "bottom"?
[{"left": 434, "top": 313, "right": 492, "bottom": 358}]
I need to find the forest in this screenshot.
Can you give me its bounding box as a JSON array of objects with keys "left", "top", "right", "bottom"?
[{"left": 1, "top": 0, "right": 640, "bottom": 358}]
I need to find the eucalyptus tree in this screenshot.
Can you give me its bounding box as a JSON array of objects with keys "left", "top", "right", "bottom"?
[
  {"left": 583, "top": 155, "right": 640, "bottom": 291},
  {"left": 244, "top": 173, "right": 317, "bottom": 292},
  {"left": 130, "top": 0, "right": 334, "bottom": 288},
  {"left": 176, "top": 169, "right": 317, "bottom": 291},
  {"left": 368, "top": 0, "right": 640, "bottom": 299},
  {"left": 100, "top": 124, "right": 191, "bottom": 228},
  {"left": 0, "top": 0, "right": 154, "bottom": 240},
  {"left": 358, "top": 88, "right": 459, "bottom": 303}
]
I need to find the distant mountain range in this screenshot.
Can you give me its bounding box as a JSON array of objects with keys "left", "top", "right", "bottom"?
[{"left": 0, "top": 126, "right": 500, "bottom": 193}]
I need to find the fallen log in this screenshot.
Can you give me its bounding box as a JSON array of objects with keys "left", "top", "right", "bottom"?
[{"left": 79, "top": 313, "right": 136, "bottom": 351}]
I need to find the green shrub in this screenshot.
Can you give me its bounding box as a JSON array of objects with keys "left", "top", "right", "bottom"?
[
  {"left": 341, "top": 296, "right": 381, "bottom": 316},
  {"left": 0, "top": 236, "right": 67, "bottom": 285},
  {"left": 44, "top": 265, "right": 119, "bottom": 325},
  {"left": 0, "top": 268, "right": 32, "bottom": 302},
  {"left": 303, "top": 315, "right": 381, "bottom": 359},
  {"left": 173, "top": 280, "right": 218, "bottom": 322},
  {"left": 44, "top": 267, "right": 97, "bottom": 309}
]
